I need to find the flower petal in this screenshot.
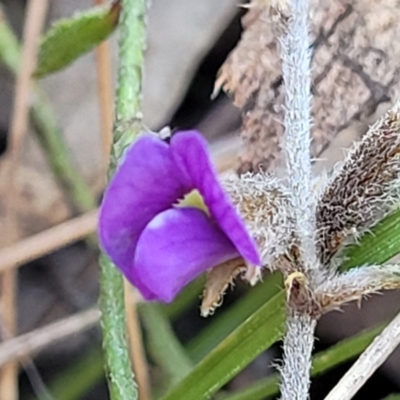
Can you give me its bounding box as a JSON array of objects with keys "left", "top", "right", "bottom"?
[
  {"left": 170, "top": 131, "right": 261, "bottom": 266},
  {"left": 132, "top": 207, "right": 239, "bottom": 302},
  {"left": 99, "top": 135, "right": 188, "bottom": 271}
]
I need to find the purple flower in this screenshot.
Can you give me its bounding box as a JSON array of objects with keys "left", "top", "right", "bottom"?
[{"left": 98, "top": 130, "right": 261, "bottom": 302}]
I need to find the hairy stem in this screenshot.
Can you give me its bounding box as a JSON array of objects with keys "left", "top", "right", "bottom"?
[
  {"left": 280, "top": 0, "right": 315, "bottom": 270},
  {"left": 279, "top": 313, "right": 316, "bottom": 400},
  {"left": 278, "top": 1, "right": 316, "bottom": 399},
  {"left": 99, "top": 0, "right": 148, "bottom": 399}
]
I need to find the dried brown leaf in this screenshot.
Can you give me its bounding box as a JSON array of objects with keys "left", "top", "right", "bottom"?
[
  {"left": 201, "top": 257, "right": 246, "bottom": 317},
  {"left": 217, "top": 0, "right": 400, "bottom": 173},
  {"left": 315, "top": 265, "right": 400, "bottom": 314}
]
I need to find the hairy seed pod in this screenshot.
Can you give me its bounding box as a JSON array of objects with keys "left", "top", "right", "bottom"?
[
  {"left": 316, "top": 101, "right": 400, "bottom": 266},
  {"left": 223, "top": 172, "right": 295, "bottom": 268}
]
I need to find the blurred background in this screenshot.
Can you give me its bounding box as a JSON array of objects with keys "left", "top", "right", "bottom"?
[{"left": 0, "top": 0, "right": 400, "bottom": 399}]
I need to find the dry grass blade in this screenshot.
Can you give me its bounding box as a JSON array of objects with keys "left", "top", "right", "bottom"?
[
  {"left": 0, "top": 308, "right": 100, "bottom": 367},
  {"left": 0, "top": 210, "right": 98, "bottom": 273},
  {"left": 324, "top": 309, "right": 400, "bottom": 400},
  {"left": 0, "top": 1, "right": 49, "bottom": 399},
  {"left": 93, "top": 0, "right": 114, "bottom": 164},
  {"left": 124, "top": 282, "right": 151, "bottom": 400}
]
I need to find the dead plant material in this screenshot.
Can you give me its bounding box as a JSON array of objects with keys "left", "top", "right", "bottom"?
[
  {"left": 0, "top": 1, "right": 49, "bottom": 399},
  {"left": 0, "top": 308, "right": 100, "bottom": 367},
  {"left": 0, "top": 210, "right": 98, "bottom": 273},
  {"left": 216, "top": 0, "right": 400, "bottom": 173}
]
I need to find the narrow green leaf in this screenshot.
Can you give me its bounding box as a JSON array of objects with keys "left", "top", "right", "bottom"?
[
  {"left": 161, "top": 291, "right": 286, "bottom": 400},
  {"left": 161, "top": 276, "right": 205, "bottom": 320},
  {"left": 187, "top": 272, "right": 283, "bottom": 362},
  {"left": 139, "top": 303, "right": 193, "bottom": 386},
  {"left": 0, "top": 12, "right": 20, "bottom": 73},
  {"left": 34, "top": 2, "right": 120, "bottom": 78},
  {"left": 381, "top": 394, "right": 400, "bottom": 400},
  {"left": 220, "top": 323, "right": 386, "bottom": 400},
  {"left": 44, "top": 347, "right": 104, "bottom": 400},
  {"left": 343, "top": 208, "right": 400, "bottom": 270}
]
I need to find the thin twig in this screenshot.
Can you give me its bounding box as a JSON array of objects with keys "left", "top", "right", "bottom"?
[
  {"left": 94, "top": 0, "right": 114, "bottom": 164},
  {"left": 0, "top": 11, "right": 97, "bottom": 213},
  {"left": 125, "top": 282, "right": 152, "bottom": 400},
  {"left": 0, "top": 308, "right": 100, "bottom": 367},
  {"left": 0, "top": 210, "right": 98, "bottom": 273},
  {"left": 324, "top": 310, "right": 400, "bottom": 400},
  {"left": 0, "top": 1, "right": 49, "bottom": 399}
]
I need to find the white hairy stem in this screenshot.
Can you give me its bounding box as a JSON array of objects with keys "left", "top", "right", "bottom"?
[
  {"left": 279, "top": 313, "right": 316, "bottom": 400},
  {"left": 324, "top": 309, "right": 400, "bottom": 400},
  {"left": 280, "top": 0, "right": 316, "bottom": 270}
]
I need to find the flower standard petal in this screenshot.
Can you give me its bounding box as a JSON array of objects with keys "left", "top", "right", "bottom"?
[
  {"left": 170, "top": 131, "right": 261, "bottom": 266},
  {"left": 99, "top": 135, "right": 188, "bottom": 271},
  {"left": 133, "top": 207, "right": 240, "bottom": 302}
]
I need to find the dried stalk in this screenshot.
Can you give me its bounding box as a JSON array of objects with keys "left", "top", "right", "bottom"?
[
  {"left": 0, "top": 210, "right": 98, "bottom": 273},
  {"left": 0, "top": 308, "right": 100, "bottom": 367},
  {"left": 0, "top": 10, "right": 97, "bottom": 214},
  {"left": 0, "top": 1, "right": 49, "bottom": 399},
  {"left": 125, "top": 282, "right": 151, "bottom": 400},
  {"left": 93, "top": 0, "right": 114, "bottom": 164},
  {"left": 324, "top": 309, "right": 400, "bottom": 400}
]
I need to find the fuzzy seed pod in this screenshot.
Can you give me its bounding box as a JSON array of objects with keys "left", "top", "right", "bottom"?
[
  {"left": 315, "top": 265, "right": 400, "bottom": 314},
  {"left": 223, "top": 172, "right": 295, "bottom": 269},
  {"left": 316, "top": 102, "right": 400, "bottom": 267}
]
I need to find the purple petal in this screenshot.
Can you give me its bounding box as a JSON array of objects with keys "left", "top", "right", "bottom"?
[
  {"left": 170, "top": 131, "right": 261, "bottom": 266},
  {"left": 99, "top": 135, "right": 188, "bottom": 271},
  {"left": 132, "top": 207, "right": 239, "bottom": 302}
]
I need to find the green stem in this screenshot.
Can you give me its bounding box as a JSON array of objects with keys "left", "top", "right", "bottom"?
[
  {"left": 99, "top": 254, "right": 138, "bottom": 399},
  {"left": 99, "top": 0, "right": 148, "bottom": 399}
]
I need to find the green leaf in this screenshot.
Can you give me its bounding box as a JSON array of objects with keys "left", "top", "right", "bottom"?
[
  {"left": 0, "top": 14, "right": 20, "bottom": 73},
  {"left": 161, "top": 276, "right": 205, "bottom": 320},
  {"left": 381, "top": 395, "right": 400, "bottom": 400},
  {"left": 139, "top": 303, "right": 193, "bottom": 387},
  {"left": 220, "top": 323, "right": 386, "bottom": 400},
  {"left": 34, "top": 2, "right": 120, "bottom": 78},
  {"left": 161, "top": 291, "right": 286, "bottom": 400},
  {"left": 187, "top": 272, "right": 283, "bottom": 362},
  {"left": 343, "top": 208, "right": 400, "bottom": 270},
  {"left": 44, "top": 347, "right": 104, "bottom": 400}
]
